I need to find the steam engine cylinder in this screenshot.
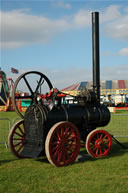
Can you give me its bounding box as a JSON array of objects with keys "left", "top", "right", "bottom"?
[{"left": 45, "top": 104, "right": 110, "bottom": 131}]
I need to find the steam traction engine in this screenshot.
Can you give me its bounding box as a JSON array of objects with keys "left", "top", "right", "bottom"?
[{"left": 8, "top": 12, "right": 112, "bottom": 167}]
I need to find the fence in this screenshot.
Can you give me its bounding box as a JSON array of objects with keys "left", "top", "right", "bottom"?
[
  {"left": 104, "top": 114, "right": 128, "bottom": 138},
  {"left": 0, "top": 118, "right": 11, "bottom": 148},
  {"left": 0, "top": 114, "right": 128, "bottom": 148}
]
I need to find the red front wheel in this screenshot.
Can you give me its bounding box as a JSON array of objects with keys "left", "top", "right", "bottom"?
[
  {"left": 86, "top": 129, "right": 112, "bottom": 158},
  {"left": 45, "top": 121, "right": 80, "bottom": 167}
]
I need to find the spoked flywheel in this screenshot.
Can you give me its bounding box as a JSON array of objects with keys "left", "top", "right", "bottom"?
[
  {"left": 86, "top": 129, "right": 112, "bottom": 158},
  {"left": 8, "top": 119, "right": 26, "bottom": 159},
  {"left": 12, "top": 71, "right": 53, "bottom": 118},
  {"left": 45, "top": 121, "right": 80, "bottom": 167}
]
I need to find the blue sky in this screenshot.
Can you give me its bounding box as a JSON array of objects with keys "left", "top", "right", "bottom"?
[{"left": 1, "top": 0, "right": 128, "bottom": 89}]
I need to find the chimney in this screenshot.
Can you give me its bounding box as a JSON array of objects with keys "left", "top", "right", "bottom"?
[{"left": 92, "top": 12, "right": 100, "bottom": 103}]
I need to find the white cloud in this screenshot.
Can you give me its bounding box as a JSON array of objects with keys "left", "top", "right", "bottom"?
[
  {"left": 73, "top": 10, "right": 91, "bottom": 27},
  {"left": 102, "top": 51, "right": 118, "bottom": 56},
  {"left": 0, "top": 5, "right": 128, "bottom": 49},
  {"left": 101, "top": 63, "right": 128, "bottom": 80},
  {"left": 54, "top": 2, "right": 72, "bottom": 10},
  {"left": 0, "top": 10, "right": 71, "bottom": 48},
  {"left": 100, "top": 5, "right": 121, "bottom": 23},
  {"left": 119, "top": 48, "right": 128, "bottom": 56},
  {"left": 103, "top": 8, "right": 128, "bottom": 41},
  {"left": 103, "top": 48, "right": 128, "bottom": 57},
  {"left": 50, "top": 67, "right": 92, "bottom": 89},
  {"left": 124, "top": 7, "right": 128, "bottom": 13},
  {"left": 73, "top": 5, "right": 121, "bottom": 28},
  {"left": 0, "top": 8, "right": 92, "bottom": 49}
]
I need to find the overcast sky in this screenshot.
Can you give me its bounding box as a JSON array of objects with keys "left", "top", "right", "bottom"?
[{"left": 1, "top": 0, "right": 128, "bottom": 89}]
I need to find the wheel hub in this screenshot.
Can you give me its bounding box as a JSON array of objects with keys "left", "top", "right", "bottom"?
[
  {"left": 95, "top": 139, "right": 104, "bottom": 149},
  {"left": 59, "top": 139, "right": 68, "bottom": 149}
]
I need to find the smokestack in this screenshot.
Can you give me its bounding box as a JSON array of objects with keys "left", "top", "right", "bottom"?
[{"left": 92, "top": 12, "right": 100, "bottom": 103}]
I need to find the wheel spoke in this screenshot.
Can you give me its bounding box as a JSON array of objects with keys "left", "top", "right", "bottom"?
[
  {"left": 57, "top": 151, "right": 62, "bottom": 163},
  {"left": 103, "top": 147, "right": 107, "bottom": 152},
  {"left": 96, "top": 133, "right": 100, "bottom": 139},
  {"left": 65, "top": 131, "right": 73, "bottom": 139},
  {"left": 67, "top": 142, "right": 76, "bottom": 149},
  {"left": 14, "top": 131, "right": 24, "bottom": 138},
  {"left": 100, "top": 148, "right": 103, "bottom": 155},
  {"left": 103, "top": 134, "right": 108, "bottom": 140},
  {"left": 96, "top": 148, "right": 99, "bottom": 155},
  {"left": 66, "top": 137, "right": 74, "bottom": 144},
  {"left": 100, "top": 133, "right": 103, "bottom": 140},
  {"left": 52, "top": 141, "right": 59, "bottom": 146},
  {"left": 66, "top": 149, "right": 71, "bottom": 158},
  {"left": 61, "top": 127, "right": 64, "bottom": 138},
  {"left": 104, "top": 143, "right": 110, "bottom": 149},
  {"left": 90, "top": 143, "right": 95, "bottom": 149},
  {"left": 13, "top": 138, "right": 23, "bottom": 141},
  {"left": 103, "top": 139, "right": 109, "bottom": 144},
  {"left": 64, "top": 127, "right": 69, "bottom": 136},
  {"left": 52, "top": 135, "right": 58, "bottom": 142},
  {"left": 23, "top": 76, "right": 34, "bottom": 95},
  {"left": 14, "top": 141, "right": 23, "bottom": 147},
  {"left": 16, "top": 143, "right": 24, "bottom": 153},
  {"left": 91, "top": 146, "right": 97, "bottom": 152},
  {"left": 62, "top": 150, "right": 66, "bottom": 163},
  {"left": 66, "top": 146, "right": 74, "bottom": 153},
  {"left": 18, "top": 126, "right": 24, "bottom": 135},
  {"left": 35, "top": 76, "right": 43, "bottom": 93},
  {"left": 57, "top": 131, "right": 61, "bottom": 141},
  {"left": 104, "top": 143, "right": 110, "bottom": 148},
  {"left": 52, "top": 145, "right": 58, "bottom": 152},
  {"left": 53, "top": 148, "right": 59, "bottom": 159}
]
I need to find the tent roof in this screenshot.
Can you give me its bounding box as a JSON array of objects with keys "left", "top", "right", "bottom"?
[{"left": 61, "top": 80, "right": 128, "bottom": 91}]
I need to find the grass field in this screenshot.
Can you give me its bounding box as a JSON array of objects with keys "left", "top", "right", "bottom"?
[{"left": 0, "top": 111, "right": 128, "bottom": 193}]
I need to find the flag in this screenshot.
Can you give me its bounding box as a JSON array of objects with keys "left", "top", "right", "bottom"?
[{"left": 11, "top": 67, "right": 19, "bottom": 74}]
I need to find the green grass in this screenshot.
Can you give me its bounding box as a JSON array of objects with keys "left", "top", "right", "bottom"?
[
  {"left": 0, "top": 111, "right": 19, "bottom": 122},
  {"left": 0, "top": 141, "right": 128, "bottom": 193},
  {"left": 0, "top": 111, "right": 128, "bottom": 193}
]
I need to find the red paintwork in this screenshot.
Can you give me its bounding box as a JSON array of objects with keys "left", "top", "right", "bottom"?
[
  {"left": 41, "top": 88, "right": 66, "bottom": 100},
  {"left": 87, "top": 129, "right": 112, "bottom": 158},
  {"left": 48, "top": 122, "right": 80, "bottom": 167},
  {"left": 118, "top": 80, "right": 125, "bottom": 89}
]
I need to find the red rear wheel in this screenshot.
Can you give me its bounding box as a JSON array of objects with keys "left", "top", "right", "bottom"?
[
  {"left": 45, "top": 121, "right": 80, "bottom": 167},
  {"left": 86, "top": 129, "right": 112, "bottom": 158},
  {"left": 8, "top": 120, "right": 26, "bottom": 158}
]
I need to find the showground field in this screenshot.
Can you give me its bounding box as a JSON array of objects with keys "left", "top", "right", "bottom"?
[{"left": 0, "top": 111, "right": 128, "bottom": 193}]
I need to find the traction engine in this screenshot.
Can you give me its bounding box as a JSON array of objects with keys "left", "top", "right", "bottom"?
[{"left": 8, "top": 12, "right": 112, "bottom": 167}]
